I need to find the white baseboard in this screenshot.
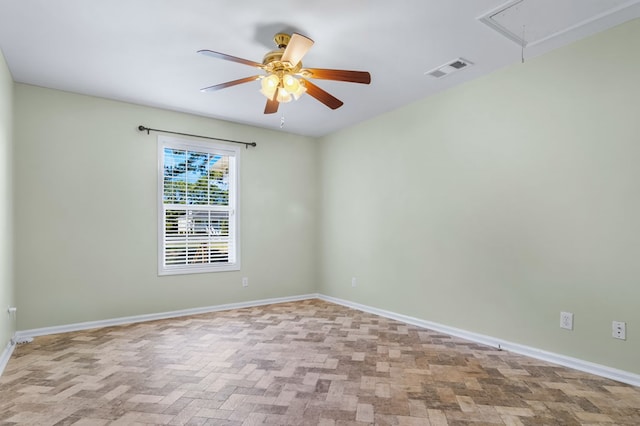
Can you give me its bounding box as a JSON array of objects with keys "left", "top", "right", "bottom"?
[
  {"left": 317, "top": 294, "right": 640, "bottom": 388},
  {"left": 0, "top": 339, "right": 16, "bottom": 376},
  {"left": 10, "top": 292, "right": 640, "bottom": 387},
  {"left": 14, "top": 293, "right": 319, "bottom": 340}
]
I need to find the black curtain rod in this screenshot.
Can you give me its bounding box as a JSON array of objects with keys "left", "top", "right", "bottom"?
[{"left": 138, "top": 125, "right": 257, "bottom": 149}]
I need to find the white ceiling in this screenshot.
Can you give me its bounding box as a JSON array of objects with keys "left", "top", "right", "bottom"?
[{"left": 1, "top": 0, "right": 639, "bottom": 137}]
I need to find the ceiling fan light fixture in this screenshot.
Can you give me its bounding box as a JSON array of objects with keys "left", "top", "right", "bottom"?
[
  {"left": 283, "top": 74, "right": 299, "bottom": 92},
  {"left": 283, "top": 75, "right": 306, "bottom": 100},
  {"left": 260, "top": 73, "right": 306, "bottom": 102},
  {"left": 291, "top": 84, "right": 307, "bottom": 100},
  {"left": 260, "top": 74, "right": 279, "bottom": 99},
  {"left": 276, "top": 88, "right": 293, "bottom": 103}
]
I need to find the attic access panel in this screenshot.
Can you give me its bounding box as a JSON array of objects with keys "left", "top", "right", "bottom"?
[{"left": 478, "top": 0, "right": 639, "bottom": 46}]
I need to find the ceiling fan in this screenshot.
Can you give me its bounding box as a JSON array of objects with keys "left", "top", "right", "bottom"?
[{"left": 198, "top": 32, "right": 371, "bottom": 114}]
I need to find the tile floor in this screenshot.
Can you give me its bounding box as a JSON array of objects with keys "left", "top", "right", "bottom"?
[{"left": 1, "top": 299, "right": 639, "bottom": 425}]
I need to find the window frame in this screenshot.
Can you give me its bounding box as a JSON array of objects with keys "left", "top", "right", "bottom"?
[{"left": 157, "top": 135, "right": 241, "bottom": 275}]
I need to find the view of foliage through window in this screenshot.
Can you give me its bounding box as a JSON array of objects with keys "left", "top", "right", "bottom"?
[{"left": 163, "top": 149, "right": 229, "bottom": 205}]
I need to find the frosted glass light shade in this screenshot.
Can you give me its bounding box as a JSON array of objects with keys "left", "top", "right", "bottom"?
[{"left": 260, "top": 74, "right": 279, "bottom": 99}]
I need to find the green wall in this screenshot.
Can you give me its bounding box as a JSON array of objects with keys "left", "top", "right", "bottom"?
[
  {"left": 0, "top": 49, "right": 14, "bottom": 352},
  {"left": 318, "top": 19, "right": 640, "bottom": 374},
  {"left": 13, "top": 84, "right": 318, "bottom": 330}
]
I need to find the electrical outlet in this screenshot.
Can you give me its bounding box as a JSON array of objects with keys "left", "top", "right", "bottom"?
[
  {"left": 560, "top": 312, "right": 573, "bottom": 330},
  {"left": 351, "top": 277, "right": 357, "bottom": 288},
  {"left": 242, "top": 277, "right": 249, "bottom": 288},
  {"left": 612, "top": 321, "right": 626, "bottom": 340}
]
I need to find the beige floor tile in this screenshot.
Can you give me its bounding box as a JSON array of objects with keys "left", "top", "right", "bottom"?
[{"left": 1, "top": 299, "right": 638, "bottom": 425}]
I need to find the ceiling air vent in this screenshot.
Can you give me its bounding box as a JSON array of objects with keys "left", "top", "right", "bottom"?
[{"left": 425, "top": 58, "right": 473, "bottom": 79}]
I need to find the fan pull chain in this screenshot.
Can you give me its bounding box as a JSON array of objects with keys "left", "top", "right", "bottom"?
[{"left": 280, "top": 114, "right": 285, "bottom": 129}]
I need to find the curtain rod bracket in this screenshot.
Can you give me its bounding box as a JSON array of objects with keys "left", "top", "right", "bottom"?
[{"left": 138, "top": 125, "right": 257, "bottom": 148}]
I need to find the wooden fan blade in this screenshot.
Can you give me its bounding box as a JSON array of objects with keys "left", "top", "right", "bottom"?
[
  {"left": 200, "top": 76, "right": 261, "bottom": 92},
  {"left": 302, "top": 68, "right": 371, "bottom": 84},
  {"left": 281, "top": 33, "right": 314, "bottom": 67},
  {"left": 198, "top": 50, "right": 264, "bottom": 68},
  {"left": 264, "top": 89, "right": 279, "bottom": 114},
  {"left": 301, "top": 79, "right": 344, "bottom": 110}
]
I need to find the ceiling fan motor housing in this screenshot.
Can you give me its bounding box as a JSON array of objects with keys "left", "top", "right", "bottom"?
[
  {"left": 273, "top": 33, "right": 291, "bottom": 49},
  {"left": 262, "top": 33, "right": 303, "bottom": 73}
]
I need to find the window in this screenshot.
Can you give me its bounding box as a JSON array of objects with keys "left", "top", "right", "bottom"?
[{"left": 158, "top": 136, "right": 240, "bottom": 274}]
